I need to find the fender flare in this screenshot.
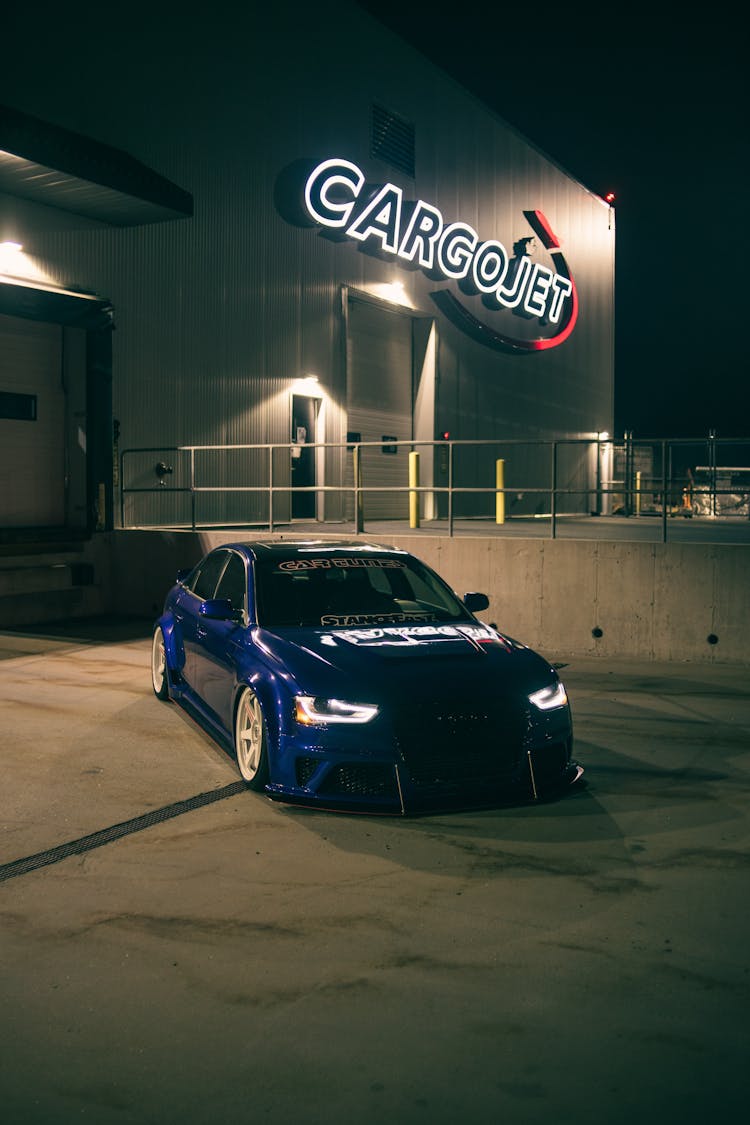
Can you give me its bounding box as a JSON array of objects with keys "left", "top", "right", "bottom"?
[
  {"left": 231, "top": 670, "right": 284, "bottom": 754},
  {"left": 154, "top": 613, "right": 184, "bottom": 681}
]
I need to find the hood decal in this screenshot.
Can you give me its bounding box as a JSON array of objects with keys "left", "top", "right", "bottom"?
[{"left": 326, "top": 623, "right": 497, "bottom": 648}]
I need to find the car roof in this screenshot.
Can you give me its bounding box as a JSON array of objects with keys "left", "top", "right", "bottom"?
[{"left": 217, "top": 539, "right": 407, "bottom": 560}]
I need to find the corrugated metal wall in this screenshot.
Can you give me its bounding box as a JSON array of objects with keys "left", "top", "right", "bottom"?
[
  {"left": 0, "top": 314, "right": 63, "bottom": 525},
  {"left": 0, "top": 3, "right": 614, "bottom": 529}
]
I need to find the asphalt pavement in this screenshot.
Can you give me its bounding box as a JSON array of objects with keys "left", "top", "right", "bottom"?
[{"left": 1, "top": 618, "right": 748, "bottom": 1125}]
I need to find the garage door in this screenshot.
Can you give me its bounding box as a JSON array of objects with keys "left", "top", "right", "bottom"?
[
  {"left": 346, "top": 298, "right": 413, "bottom": 520},
  {"left": 0, "top": 313, "right": 65, "bottom": 527}
]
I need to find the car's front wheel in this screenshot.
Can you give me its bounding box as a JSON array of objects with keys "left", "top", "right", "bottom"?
[
  {"left": 151, "top": 626, "right": 169, "bottom": 700},
  {"left": 234, "top": 687, "right": 270, "bottom": 789}
]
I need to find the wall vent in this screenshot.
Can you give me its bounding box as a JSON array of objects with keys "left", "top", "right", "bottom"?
[{"left": 371, "top": 104, "right": 415, "bottom": 178}]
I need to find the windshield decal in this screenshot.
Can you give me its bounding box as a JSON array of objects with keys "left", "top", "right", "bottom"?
[
  {"left": 278, "top": 557, "right": 405, "bottom": 572},
  {"left": 320, "top": 611, "right": 437, "bottom": 627}
]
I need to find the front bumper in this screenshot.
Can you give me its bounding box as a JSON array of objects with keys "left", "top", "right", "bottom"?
[{"left": 266, "top": 705, "right": 580, "bottom": 814}]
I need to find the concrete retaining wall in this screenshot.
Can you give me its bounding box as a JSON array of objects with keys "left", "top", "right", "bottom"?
[
  {"left": 384, "top": 534, "right": 748, "bottom": 664},
  {"left": 104, "top": 530, "right": 749, "bottom": 665}
]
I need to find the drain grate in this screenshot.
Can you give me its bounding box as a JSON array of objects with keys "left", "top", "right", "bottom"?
[{"left": 0, "top": 781, "right": 248, "bottom": 884}]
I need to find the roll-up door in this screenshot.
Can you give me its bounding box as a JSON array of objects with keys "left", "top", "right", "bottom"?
[
  {"left": 346, "top": 298, "right": 413, "bottom": 520},
  {"left": 0, "top": 313, "right": 65, "bottom": 527}
]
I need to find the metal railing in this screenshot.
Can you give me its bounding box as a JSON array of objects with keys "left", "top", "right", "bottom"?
[{"left": 119, "top": 434, "right": 750, "bottom": 541}]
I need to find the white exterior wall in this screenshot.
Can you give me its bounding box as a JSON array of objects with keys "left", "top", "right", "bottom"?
[{"left": 0, "top": 3, "right": 614, "bottom": 529}]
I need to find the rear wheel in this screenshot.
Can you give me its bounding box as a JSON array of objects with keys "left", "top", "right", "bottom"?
[
  {"left": 234, "top": 687, "right": 270, "bottom": 789},
  {"left": 151, "top": 626, "right": 169, "bottom": 700}
]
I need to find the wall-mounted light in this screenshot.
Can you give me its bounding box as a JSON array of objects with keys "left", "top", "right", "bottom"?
[
  {"left": 0, "top": 241, "right": 23, "bottom": 252},
  {"left": 293, "top": 374, "right": 322, "bottom": 395},
  {"left": 370, "top": 279, "right": 413, "bottom": 308}
]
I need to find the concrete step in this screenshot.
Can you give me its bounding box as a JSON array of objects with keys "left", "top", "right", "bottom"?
[
  {"left": 0, "top": 562, "right": 77, "bottom": 597},
  {"left": 0, "top": 584, "right": 103, "bottom": 628},
  {"left": 0, "top": 529, "right": 89, "bottom": 555},
  {"left": 0, "top": 550, "right": 85, "bottom": 568},
  {"left": 0, "top": 538, "right": 102, "bottom": 628}
]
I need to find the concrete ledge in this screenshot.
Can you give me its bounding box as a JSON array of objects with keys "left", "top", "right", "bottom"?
[{"left": 102, "top": 529, "right": 750, "bottom": 665}]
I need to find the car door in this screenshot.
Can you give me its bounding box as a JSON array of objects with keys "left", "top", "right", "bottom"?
[
  {"left": 192, "top": 550, "right": 248, "bottom": 732},
  {"left": 177, "top": 549, "right": 231, "bottom": 693}
]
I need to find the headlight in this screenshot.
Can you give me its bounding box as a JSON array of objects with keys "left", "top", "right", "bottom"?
[
  {"left": 528, "top": 681, "right": 568, "bottom": 710},
  {"left": 295, "top": 696, "right": 379, "bottom": 725}
]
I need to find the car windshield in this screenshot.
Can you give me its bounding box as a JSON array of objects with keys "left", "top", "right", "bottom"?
[{"left": 254, "top": 552, "right": 474, "bottom": 628}]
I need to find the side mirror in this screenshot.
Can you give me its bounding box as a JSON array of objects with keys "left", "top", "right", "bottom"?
[
  {"left": 463, "top": 592, "right": 489, "bottom": 613},
  {"left": 199, "top": 598, "right": 240, "bottom": 622}
]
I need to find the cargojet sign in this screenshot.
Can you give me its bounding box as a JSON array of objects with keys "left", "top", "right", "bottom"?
[{"left": 300, "top": 157, "right": 578, "bottom": 354}]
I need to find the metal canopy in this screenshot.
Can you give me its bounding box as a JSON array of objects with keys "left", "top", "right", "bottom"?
[
  {"left": 0, "top": 104, "right": 193, "bottom": 226},
  {"left": 0, "top": 277, "right": 112, "bottom": 329}
]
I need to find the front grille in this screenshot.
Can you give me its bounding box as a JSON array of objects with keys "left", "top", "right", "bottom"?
[
  {"left": 295, "top": 757, "right": 318, "bottom": 788},
  {"left": 318, "top": 762, "right": 399, "bottom": 799},
  {"left": 393, "top": 700, "right": 528, "bottom": 788}
]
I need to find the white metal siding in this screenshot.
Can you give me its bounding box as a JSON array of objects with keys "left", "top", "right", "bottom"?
[
  {"left": 0, "top": 4, "right": 615, "bottom": 530},
  {"left": 0, "top": 314, "right": 64, "bottom": 526}
]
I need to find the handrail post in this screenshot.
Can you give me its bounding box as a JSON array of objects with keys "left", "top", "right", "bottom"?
[
  {"left": 709, "top": 428, "right": 717, "bottom": 517},
  {"left": 119, "top": 449, "right": 125, "bottom": 528},
  {"left": 353, "top": 445, "right": 363, "bottom": 533},
  {"left": 268, "top": 445, "right": 274, "bottom": 532},
  {"left": 550, "top": 441, "right": 558, "bottom": 538},
  {"left": 190, "top": 448, "right": 196, "bottom": 531},
  {"left": 448, "top": 441, "right": 454, "bottom": 537},
  {"left": 661, "top": 440, "right": 668, "bottom": 543}
]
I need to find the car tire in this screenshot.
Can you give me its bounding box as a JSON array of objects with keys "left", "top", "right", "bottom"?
[
  {"left": 151, "top": 626, "right": 170, "bottom": 700},
  {"left": 234, "top": 686, "right": 270, "bottom": 789}
]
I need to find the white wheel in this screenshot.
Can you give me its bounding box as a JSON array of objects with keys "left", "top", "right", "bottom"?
[
  {"left": 151, "top": 627, "right": 169, "bottom": 700},
  {"left": 234, "top": 687, "right": 270, "bottom": 789}
]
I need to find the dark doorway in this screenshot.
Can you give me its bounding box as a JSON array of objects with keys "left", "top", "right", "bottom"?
[{"left": 291, "top": 394, "right": 318, "bottom": 519}]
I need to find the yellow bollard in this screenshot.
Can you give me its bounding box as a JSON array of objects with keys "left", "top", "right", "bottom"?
[
  {"left": 635, "top": 470, "right": 642, "bottom": 517},
  {"left": 409, "top": 451, "right": 420, "bottom": 528},
  {"left": 353, "top": 445, "right": 363, "bottom": 533},
  {"left": 496, "top": 459, "right": 505, "bottom": 524}
]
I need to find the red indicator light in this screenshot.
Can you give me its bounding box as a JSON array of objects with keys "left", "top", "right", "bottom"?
[
  {"left": 605, "top": 192, "right": 616, "bottom": 204},
  {"left": 440, "top": 430, "right": 450, "bottom": 440}
]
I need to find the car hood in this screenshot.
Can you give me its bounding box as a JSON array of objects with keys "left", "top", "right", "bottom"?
[{"left": 251, "top": 622, "right": 555, "bottom": 700}]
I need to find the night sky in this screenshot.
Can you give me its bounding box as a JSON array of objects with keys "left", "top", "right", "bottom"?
[{"left": 357, "top": 12, "right": 749, "bottom": 440}]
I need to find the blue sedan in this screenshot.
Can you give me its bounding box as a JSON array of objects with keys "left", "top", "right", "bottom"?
[{"left": 150, "top": 540, "right": 582, "bottom": 813}]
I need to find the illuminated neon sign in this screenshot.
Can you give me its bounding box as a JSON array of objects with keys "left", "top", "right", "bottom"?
[{"left": 300, "top": 157, "right": 578, "bottom": 354}]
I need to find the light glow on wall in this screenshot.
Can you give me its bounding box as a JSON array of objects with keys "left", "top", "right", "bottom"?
[
  {"left": 0, "top": 242, "right": 58, "bottom": 287},
  {"left": 293, "top": 374, "right": 322, "bottom": 395},
  {"left": 369, "top": 280, "right": 414, "bottom": 308}
]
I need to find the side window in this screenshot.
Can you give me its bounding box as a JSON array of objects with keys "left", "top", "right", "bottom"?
[
  {"left": 192, "top": 551, "right": 230, "bottom": 600},
  {"left": 214, "top": 553, "right": 247, "bottom": 614}
]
